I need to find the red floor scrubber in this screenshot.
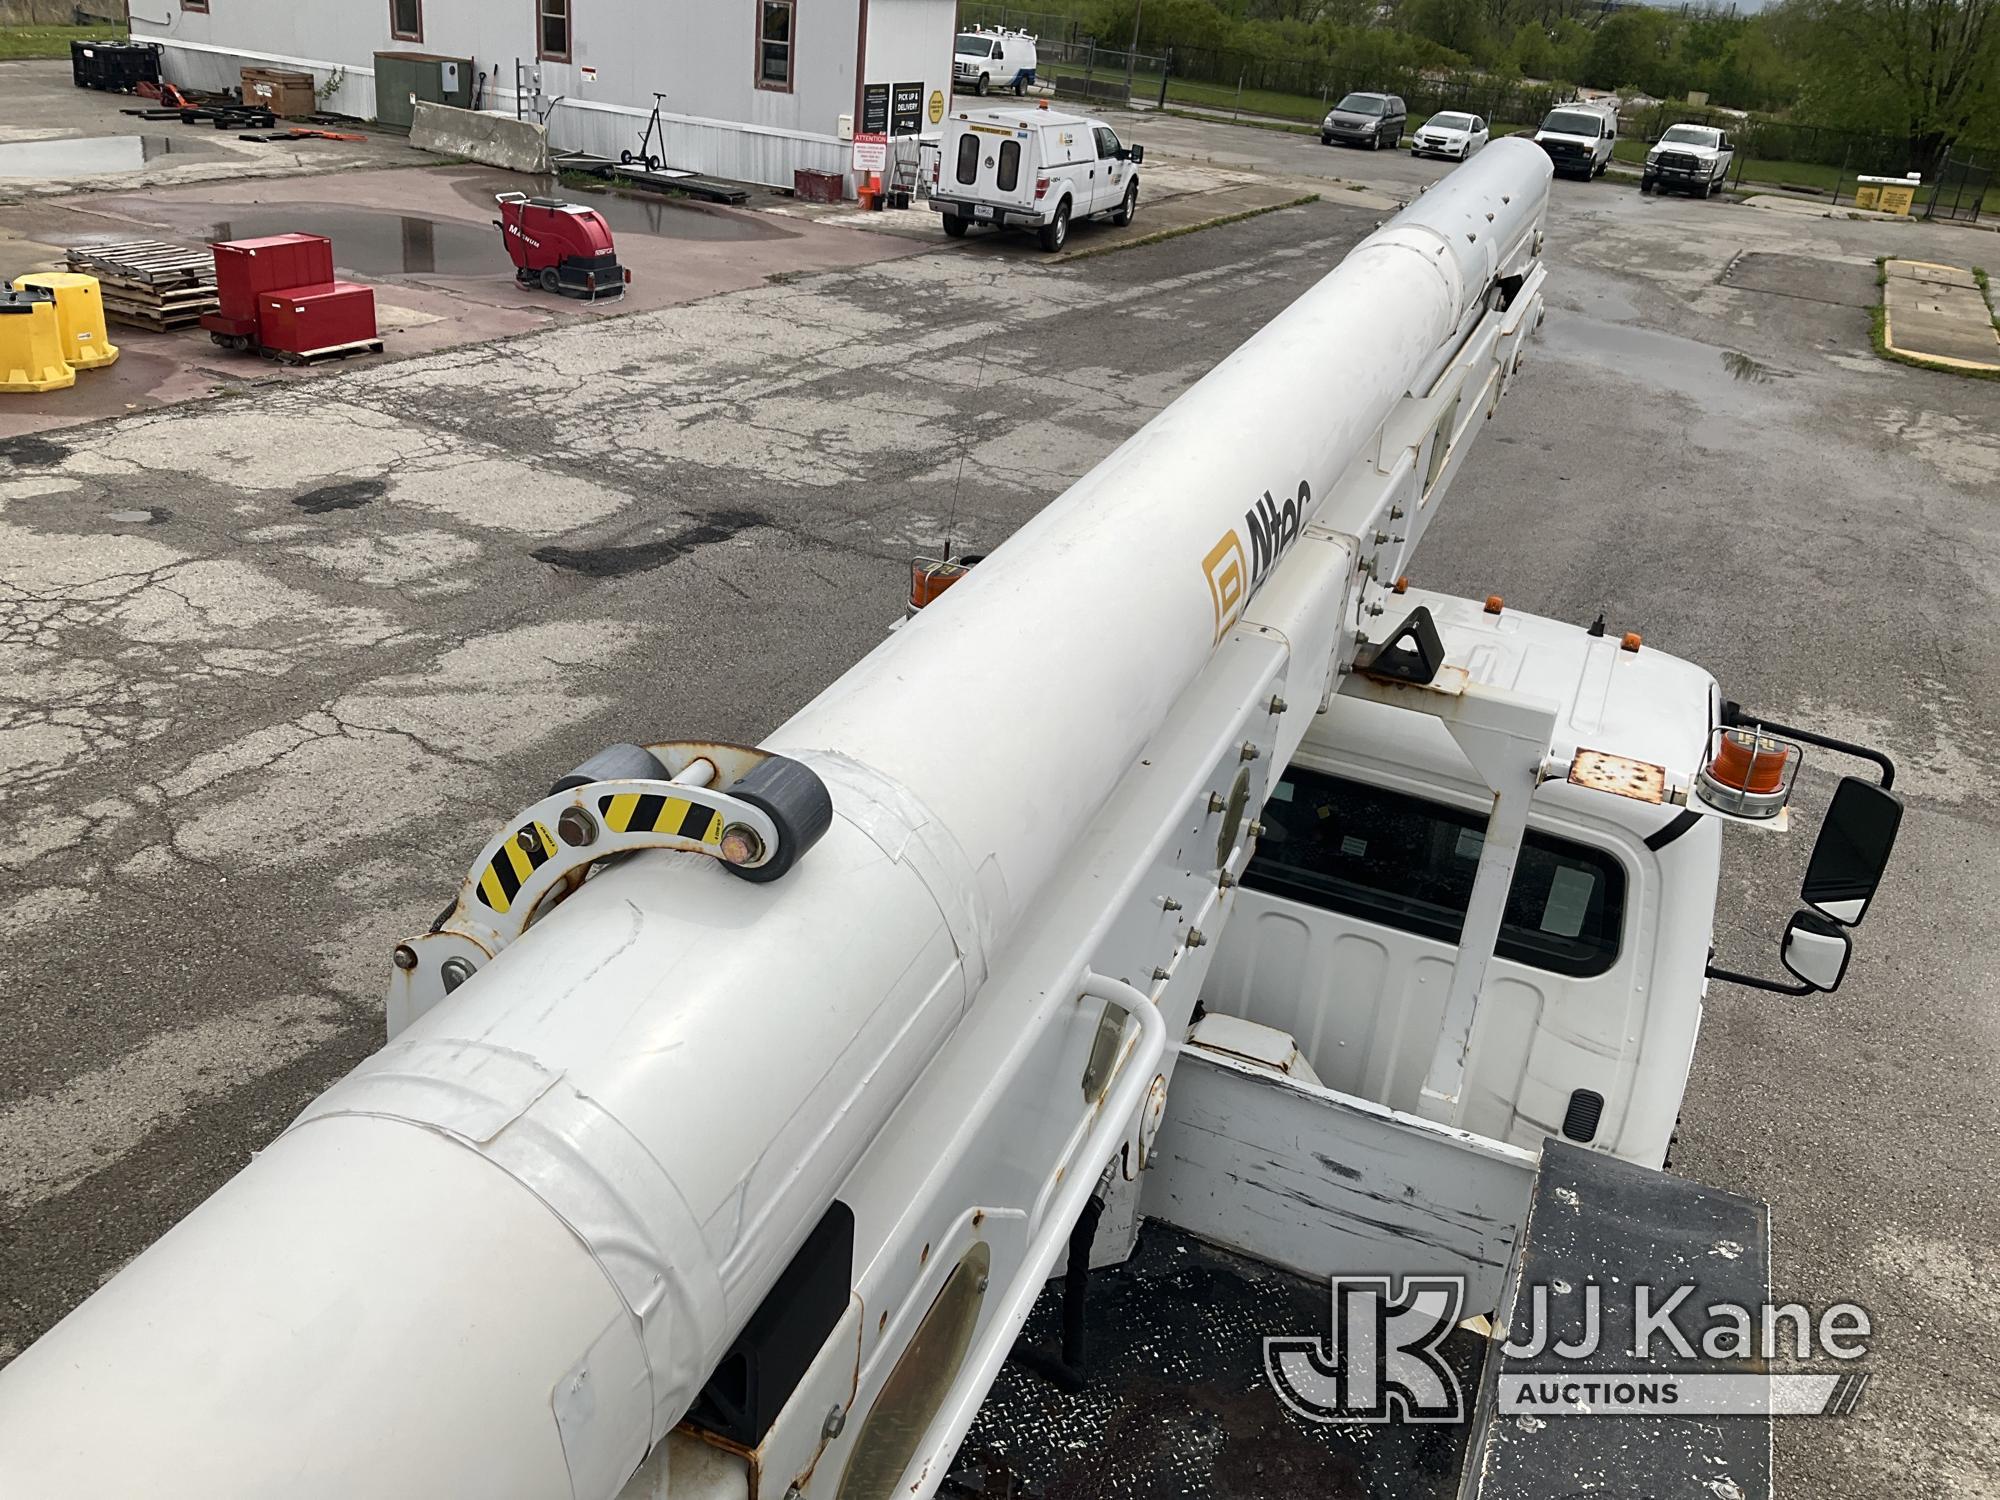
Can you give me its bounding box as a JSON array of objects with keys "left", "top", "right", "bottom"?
[{"left": 494, "top": 192, "right": 630, "bottom": 301}]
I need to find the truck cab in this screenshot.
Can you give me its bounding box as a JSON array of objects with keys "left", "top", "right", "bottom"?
[
  {"left": 1643, "top": 123, "right": 1736, "bottom": 197},
  {"left": 933, "top": 105, "right": 1143, "bottom": 251},
  {"left": 1206, "top": 587, "right": 1722, "bottom": 1169}
]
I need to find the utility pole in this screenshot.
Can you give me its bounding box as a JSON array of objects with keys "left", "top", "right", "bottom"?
[{"left": 1124, "top": 0, "right": 1143, "bottom": 102}]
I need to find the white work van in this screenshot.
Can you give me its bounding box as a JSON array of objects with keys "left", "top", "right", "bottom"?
[
  {"left": 1534, "top": 100, "right": 1618, "bottom": 179},
  {"left": 953, "top": 27, "right": 1038, "bottom": 97},
  {"left": 932, "top": 104, "right": 1144, "bottom": 251}
]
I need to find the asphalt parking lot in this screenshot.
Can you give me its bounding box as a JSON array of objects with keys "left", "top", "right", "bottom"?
[{"left": 2, "top": 92, "right": 1997, "bottom": 1500}]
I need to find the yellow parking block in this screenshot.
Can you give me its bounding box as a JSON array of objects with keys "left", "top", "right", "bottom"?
[
  {"left": 13, "top": 271, "right": 119, "bottom": 371},
  {"left": 0, "top": 288, "right": 74, "bottom": 393}
]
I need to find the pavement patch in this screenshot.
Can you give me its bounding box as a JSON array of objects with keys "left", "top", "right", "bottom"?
[
  {"left": 1878, "top": 258, "right": 2000, "bottom": 375},
  {"left": 531, "top": 507, "right": 772, "bottom": 577},
  {"left": 293, "top": 479, "right": 386, "bottom": 514}
]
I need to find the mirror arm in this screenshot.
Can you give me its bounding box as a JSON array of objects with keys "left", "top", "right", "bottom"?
[
  {"left": 1703, "top": 963, "right": 1814, "bottom": 997},
  {"left": 1720, "top": 700, "right": 1896, "bottom": 790}
]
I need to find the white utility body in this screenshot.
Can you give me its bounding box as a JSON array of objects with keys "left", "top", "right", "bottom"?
[
  {"left": 0, "top": 140, "right": 1901, "bottom": 1500},
  {"left": 932, "top": 103, "right": 1142, "bottom": 251}
]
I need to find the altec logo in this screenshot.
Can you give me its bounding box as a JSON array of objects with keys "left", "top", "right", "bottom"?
[{"left": 1203, "top": 480, "right": 1311, "bottom": 642}]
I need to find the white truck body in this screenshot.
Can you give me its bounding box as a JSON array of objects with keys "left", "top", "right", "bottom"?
[
  {"left": 1644, "top": 122, "right": 1737, "bottom": 197},
  {"left": 932, "top": 105, "right": 1141, "bottom": 250},
  {"left": 0, "top": 138, "right": 1899, "bottom": 1500},
  {"left": 1534, "top": 101, "right": 1619, "bottom": 179},
  {"left": 952, "top": 27, "right": 1038, "bottom": 97}
]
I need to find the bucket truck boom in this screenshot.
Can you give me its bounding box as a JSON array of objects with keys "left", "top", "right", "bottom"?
[{"left": 0, "top": 138, "right": 1901, "bottom": 1500}]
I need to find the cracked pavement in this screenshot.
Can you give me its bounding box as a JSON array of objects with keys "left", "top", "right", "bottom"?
[{"left": 2, "top": 122, "right": 1998, "bottom": 1499}]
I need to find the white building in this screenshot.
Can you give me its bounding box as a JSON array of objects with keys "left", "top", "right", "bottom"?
[{"left": 132, "top": 0, "right": 957, "bottom": 191}]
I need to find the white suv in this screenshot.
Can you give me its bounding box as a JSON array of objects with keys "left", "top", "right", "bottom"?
[{"left": 931, "top": 105, "right": 1144, "bottom": 252}]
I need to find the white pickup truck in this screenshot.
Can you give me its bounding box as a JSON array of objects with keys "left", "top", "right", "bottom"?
[
  {"left": 1642, "top": 123, "right": 1737, "bottom": 197},
  {"left": 931, "top": 104, "right": 1144, "bottom": 251}
]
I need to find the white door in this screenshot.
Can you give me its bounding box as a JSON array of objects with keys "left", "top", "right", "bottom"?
[
  {"left": 948, "top": 123, "right": 1036, "bottom": 213},
  {"left": 1092, "top": 124, "right": 1127, "bottom": 214}
]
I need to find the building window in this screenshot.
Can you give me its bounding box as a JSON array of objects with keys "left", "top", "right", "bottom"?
[
  {"left": 181, "top": 0, "right": 209, "bottom": 11},
  {"left": 758, "top": 0, "right": 794, "bottom": 91},
  {"left": 538, "top": 0, "right": 571, "bottom": 61},
  {"left": 391, "top": 0, "right": 422, "bottom": 41},
  {"left": 1243, "top": 768, "right": 1628, "bottom": 979}
]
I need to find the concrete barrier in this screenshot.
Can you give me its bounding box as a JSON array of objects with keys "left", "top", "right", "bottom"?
[{"left": 410, "top": 101, "right": 549, "bottom": 175}]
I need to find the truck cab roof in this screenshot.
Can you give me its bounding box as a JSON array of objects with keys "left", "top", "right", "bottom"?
[{"left": 1300, "top": 587, "right": 1718, "bottom": 838}]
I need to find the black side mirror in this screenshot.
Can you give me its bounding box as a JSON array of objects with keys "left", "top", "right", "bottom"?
[
  {"left": 1781, "top": 909, "right": 1851, "bottom": 992},
  {"left": 1128, "top": 144, "right": 1144, "bottom": 164},
  {"left": 1802, "top": 776, "right": 1902, "bottom": 926}
]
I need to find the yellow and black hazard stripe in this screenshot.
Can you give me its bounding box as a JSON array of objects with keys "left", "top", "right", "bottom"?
[
  {"left": 476, "top": 820, "right": 558, "bottom": 913},
  {"left": 597, "top": 791, "right": 724, "bottom": 846}
]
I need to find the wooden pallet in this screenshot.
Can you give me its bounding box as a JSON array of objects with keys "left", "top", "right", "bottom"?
[
  {"left": 102, "top": 300, "right": 213, "bottom": 331},
  {"left": 270, "top": 337, "right": 383, "bottom": 366},
  {"left": 66, "top": 240, "right": 216, "bottom": 290}
]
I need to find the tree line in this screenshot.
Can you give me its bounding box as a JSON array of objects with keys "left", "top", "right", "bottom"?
[{"left": 1055, "top": 0, "right": 1997, "bottom": 166}]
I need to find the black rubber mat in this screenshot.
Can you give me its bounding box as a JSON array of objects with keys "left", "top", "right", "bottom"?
[{"left": 945, "top": 1223, "right": 1483, "bottom": 1499}]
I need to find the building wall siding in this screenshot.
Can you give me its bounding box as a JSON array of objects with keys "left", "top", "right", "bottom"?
[{"left": 129, "top": 0, "right": 915, "bottom": 190}]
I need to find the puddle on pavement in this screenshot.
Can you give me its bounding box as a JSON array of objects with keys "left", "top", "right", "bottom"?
[
  {"left": 0, "top": 135, "right": 192, "bottom": 178},
  {"left": 197, "top": 207, "right": 501, "bottom": 276},
  {"left": 1541, "top": 314, "right": 1799, "bottom": 414},
  {"left": 454, "top": 177, "right": 793, "bottom": 242}
]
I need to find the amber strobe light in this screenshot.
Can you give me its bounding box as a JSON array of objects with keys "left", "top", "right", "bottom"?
[
  {"left": 1695, "top": 726, "right": 1800, "bottom": 818},
  {"left": 909, "top": 557, "right": 971, "bottom": 612}
]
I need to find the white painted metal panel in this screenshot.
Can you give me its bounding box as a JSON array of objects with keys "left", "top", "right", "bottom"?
[{"left": 1142, "top": 1047, "right": 1538, "bottom": 1314}]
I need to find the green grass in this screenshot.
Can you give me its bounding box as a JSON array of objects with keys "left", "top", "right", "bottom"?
[{"left": 0, "top": 23, "right": 127, "bottom": 60}]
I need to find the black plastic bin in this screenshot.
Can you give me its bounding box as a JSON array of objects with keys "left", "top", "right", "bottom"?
[{"left": 71, "top": 40, "right": 163, "bottom": 93}]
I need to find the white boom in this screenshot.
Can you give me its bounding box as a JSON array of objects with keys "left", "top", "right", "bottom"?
[{"left": 0, "top": 139, "right": 1554, "bottom": 1500}]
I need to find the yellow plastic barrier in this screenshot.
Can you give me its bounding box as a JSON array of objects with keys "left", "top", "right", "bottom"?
[
  {"left": 0, "top": 288, "right": 74, "bottom": 393},
  {"left": 13, "top": 271, "right": 119, "bottom": 370}
]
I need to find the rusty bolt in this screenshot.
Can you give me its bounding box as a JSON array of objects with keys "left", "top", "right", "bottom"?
[
  {"left": 1152, "top": 967, "right": 1171, "bottom": 981},
  {"left": 1186, "top": 929, "right": 1207, "bottom": 948},
  {"left": 1248, "top": 821, "right": 1267, "bottom": 838},
  {"left": 822, "top": 1403, "right": 846, "bottom": 1440},
  {"left": 720, "top": 823, "right": 766, "bottom": 867},
  {"left": 1269, "top": 695, "right": 1288, "bottom": 715},
  {"left": 1240, "top": 742, "right": 1260, "bottom": 762},
  {"left": 557, "top": 806, "right": 597, "bottom": 847},
  {"left": 1206, "top": 791, "right": 1226, "bottom": 814},
  {"left": 1218, "top": 870, "right": 1234, "bottom": 888},
  {"left": 439, "top": 957, "right": 475, "bottom": 993},
  {"left": 391, "top": 944, "right": 418, "bottom": 971},
  {"left": 1162, "top": 896, "right": 1182, "bottom": 912}
]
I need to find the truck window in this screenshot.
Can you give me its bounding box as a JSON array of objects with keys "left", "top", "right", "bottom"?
[
  {"left": 1243, "top": 768, "right": 1626, "bottom": 978},
  {"left": 1094, "top": 126, "right": 1119, "bottom": 158},
  {"left": 955, "top": 134, "right": 979, "bottom": 186},
  {"left": 997, "top": 139, "right": 1020, "bottom": 191}
]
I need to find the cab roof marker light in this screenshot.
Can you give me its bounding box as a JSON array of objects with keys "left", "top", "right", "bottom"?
[{"left": 1695, "top": 726, "right": 1800, "bottom": 819}]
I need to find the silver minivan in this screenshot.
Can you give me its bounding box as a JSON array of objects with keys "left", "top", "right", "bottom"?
[{"left": 1320, "top": 91, "right": 1407, "bottom": 151}]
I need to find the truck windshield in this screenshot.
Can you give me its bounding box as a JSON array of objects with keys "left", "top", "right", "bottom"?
[
  {"left": 1660, "top": 126, "right": 1716, "bottom": 145},
  {"left": 956, "top": 35, "right": 993, "bottom": 56},
  {"left": 1335, "top": 94, "right": 1386, "bottom": 115},
  {"left": 1243, "top": 768, "right": 1627, "bottom": 978},
  {"left": 1543, "top": 110, "right": 1604, "bottom": 137}
]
